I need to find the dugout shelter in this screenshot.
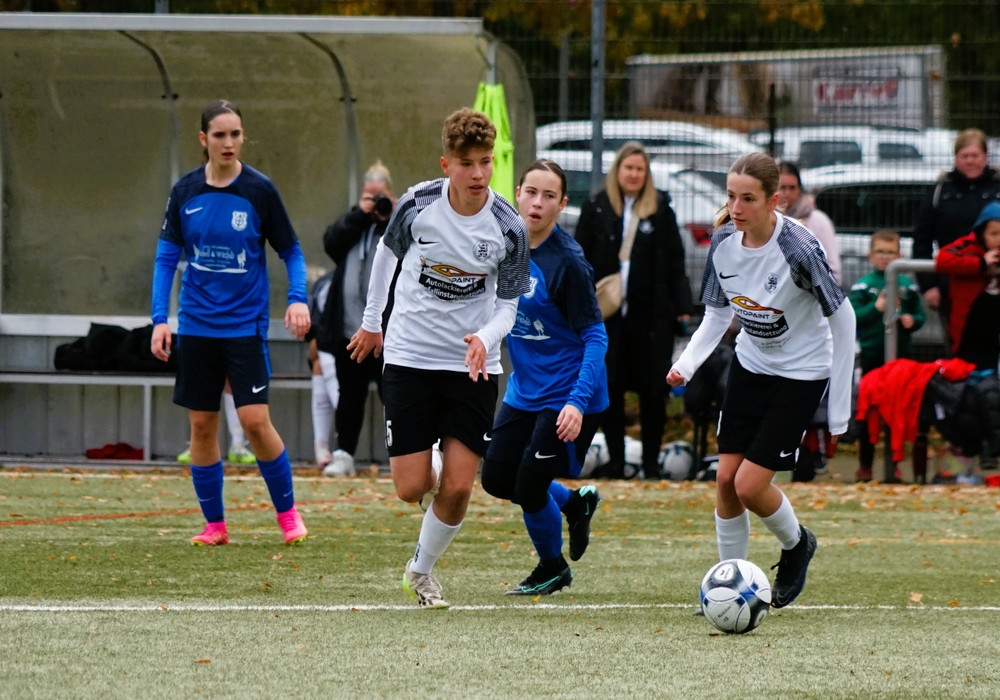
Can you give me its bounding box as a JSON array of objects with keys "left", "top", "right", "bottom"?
[{"left": 0, "top": 12, "right": 535, "bottom": 462}]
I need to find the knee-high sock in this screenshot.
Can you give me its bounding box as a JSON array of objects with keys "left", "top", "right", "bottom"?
[
  {"left": 759, "top": 492, "right": 801, "bottom": 550},
  {"left": 319, "top": 350, "right": 340, "bottom": 409},
  {"left": 411, "top": 504, "right": 461, "bottom": 575},
  {"left": 523, "top": 496, "right": 564, "bottom": 561},
  {"left": 549, "top": 480, "right": 571, "bottom": 511},
  {"left": 715, "top": 509, "right": 750, "bottom": 560},
  {"left": 257, "top": 449, "right": 295, "bottom": 513},
  {"left": 223, "top": 391, "right": 245, "bottom": 451},
  {"left": 191, "top": 462, "right": 225, "bottom": 522},
  {"left": 311, "top": 374, "right": 334, "bottom": 450}
]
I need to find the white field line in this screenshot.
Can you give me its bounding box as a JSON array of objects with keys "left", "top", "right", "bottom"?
[{"left": 2, "top": 602, "right": 999, "bottom": 613}]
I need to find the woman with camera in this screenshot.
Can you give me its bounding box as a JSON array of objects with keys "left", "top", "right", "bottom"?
[{"left": 317, "top": 161, "right": 397, "bottom": 476}]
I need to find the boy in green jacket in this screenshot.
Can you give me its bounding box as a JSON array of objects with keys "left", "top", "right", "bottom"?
[{"left": 849, "top": 229, "right": 926, "bottom": 481}]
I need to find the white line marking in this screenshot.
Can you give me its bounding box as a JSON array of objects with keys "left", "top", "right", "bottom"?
[{"left": 2, "top": 602, "right": 999, "bottom": 613}]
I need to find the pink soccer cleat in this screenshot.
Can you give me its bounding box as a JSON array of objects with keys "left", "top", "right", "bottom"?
[
  {"left": 276, "top": 506, "right": 308, "bottom": 545},
  {"left": 190, "top": 521, "right": 229, "bottom": 546}
]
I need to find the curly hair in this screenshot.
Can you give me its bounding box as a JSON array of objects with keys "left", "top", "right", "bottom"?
[{"left": 442, "top": 108, "right": 496, "bottom": 156}]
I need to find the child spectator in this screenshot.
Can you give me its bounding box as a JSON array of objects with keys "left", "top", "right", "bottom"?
[
  {"left": 935, "top": 201, "right": 1000, "bottom": 371},
  {"left": 849, "top": 229, "right": 926, "bottom": 481}
]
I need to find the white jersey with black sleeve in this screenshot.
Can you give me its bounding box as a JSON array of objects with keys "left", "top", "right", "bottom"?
[
  {"left": 701, "top": 212, "right": 845, "bottom": 380},
  {"left": 378, "top": 178, "right": 531, "bottom": 374}
]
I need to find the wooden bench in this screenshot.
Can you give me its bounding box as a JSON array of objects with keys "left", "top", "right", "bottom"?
[{"left": 0, "top": 370, "right": 311, "bottom": 461}]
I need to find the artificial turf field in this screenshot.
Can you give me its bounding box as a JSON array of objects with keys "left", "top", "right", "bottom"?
[{"left": 1, "top": 468, "right": 998, "bottom": 698}]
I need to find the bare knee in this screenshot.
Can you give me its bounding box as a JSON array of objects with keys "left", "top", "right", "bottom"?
[{"left": 189, "top": 414, "right": 218, "bottom": 443}]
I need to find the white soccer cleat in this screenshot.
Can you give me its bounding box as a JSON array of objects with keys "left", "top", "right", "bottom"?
[{"left": 403, "top": 558, "right": 450, "bottom": 609}]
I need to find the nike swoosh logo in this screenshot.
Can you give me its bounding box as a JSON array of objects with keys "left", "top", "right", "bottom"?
[
  {"left": 417, "top": 237, "right": 437, "bottom": 245},
  {"left": 185, "top": 206, "right": 204, "bottom": 215},
  {"left": 779, "top": 449, "right": 795, "bottom": 458},
  {"left": 482, "top": 433, "right": 492, "bottom": 442},
  {"left": 719, "top": 273, "right": 738, "bottom": 279},
  {"left": 534, "top": 451, "right": 556, "bottom": 460},
  {"left": 252, "top": 385, "right": 266, "bottom": 393}
]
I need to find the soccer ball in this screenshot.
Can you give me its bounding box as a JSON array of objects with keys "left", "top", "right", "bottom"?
[
  {"left": 658, "top": 440, "right": 694, "bottom": 481},
  {"left": 699, "top": 559, "right": 772, "bottom": 634}
]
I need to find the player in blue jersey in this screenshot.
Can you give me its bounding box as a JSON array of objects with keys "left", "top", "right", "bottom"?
[
  {"left": 481, "top": 159, "right": 609, "bottom": 595},
  {"left": 150, "top": 99, "right": 312, "bottom": 547}
]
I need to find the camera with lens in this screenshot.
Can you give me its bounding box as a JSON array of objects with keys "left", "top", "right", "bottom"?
[{"left": 371, "top": 193, "right": 393, "bottom": 217}]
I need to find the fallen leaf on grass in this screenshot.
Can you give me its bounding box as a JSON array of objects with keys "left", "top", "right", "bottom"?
[{"left": 909, "top": 592, "right": 923, "bottom": 603}]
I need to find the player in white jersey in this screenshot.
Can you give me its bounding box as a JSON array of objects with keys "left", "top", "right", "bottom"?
[
  {"left": 667, "top": 153, "right": 855, "bottom": 609},
  {"left": 348, "top": 109, "right": 530, "bottom": 608}
]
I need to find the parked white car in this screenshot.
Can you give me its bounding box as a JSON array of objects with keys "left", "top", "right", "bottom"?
[
  {"left": 536, "top": 119, "right": 762, "bottom": 169},
  {"left": 750, "top": 125, "right": 957, "bottom": 170},
  {"left": 540, "top": 150, "right": 724, "bottom": 301}
]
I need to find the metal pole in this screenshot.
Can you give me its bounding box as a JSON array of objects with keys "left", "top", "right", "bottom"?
[
  {"left": 589, "top": 0, "right": 605, "bottom": 194},
  {"left": 883, "top": 258, "right": 936, "bottom": 363},
  {"left": 558, "top": 32, "right": 570, "bottom": 122}
]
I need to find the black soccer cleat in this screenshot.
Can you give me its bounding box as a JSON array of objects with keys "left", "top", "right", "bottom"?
[
  {"left": 566, "top": 485, "right": 601, "bottom": 562},
  {"left": 505, "top": 556, "right": 573, "bottom": 596},
  {"left": 770, "top": 524, "right": 817, "bottom": 608}
]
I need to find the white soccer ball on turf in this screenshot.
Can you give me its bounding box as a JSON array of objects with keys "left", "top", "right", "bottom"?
[
  {"left": 699, "top": 558, "right": 772, "bottom": 634},
  {"left": 658, "top": 440, "right": 694, "bottom": 481}
]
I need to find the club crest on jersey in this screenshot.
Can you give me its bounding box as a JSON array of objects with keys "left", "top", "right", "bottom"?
[
  {"left": 231, "top": 211, "right": 248, "bottom": 231},
  {"left": 764, "top": 273, "right": 779, "bottom": 293},
  {"left": 473, "top": 240, "right": 493, "bottom": 262},
  {"left": 524, "top": 277, "right": 539, "bottom": 298}
]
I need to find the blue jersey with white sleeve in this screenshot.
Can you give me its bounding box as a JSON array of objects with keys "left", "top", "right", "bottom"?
[
  {"left": 151, "top": 164, "right": 307, "bottom": 338},
  {"left": 504, "top": 226, "right": 609, "bottom": 414}
]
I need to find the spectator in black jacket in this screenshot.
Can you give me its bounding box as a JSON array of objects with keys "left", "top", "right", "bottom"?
[
  {"left": 318, "top": 161, "right": 396, "bottom": 476},
  {"left": 574, "top": 142, "right": 692, "bottom": 479},
  {"left": 913, "top": 128, "right": 1000, "bottom": 349}
]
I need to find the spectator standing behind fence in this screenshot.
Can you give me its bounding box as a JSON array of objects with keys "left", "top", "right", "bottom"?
[
  {"left": 481, "top": 159, "right": 608, "bottom": 596},
  {"left": 347, "top": 109, "right": 530, "bottom": 609},
  {"left": 913, "top": 129, "right": 1000, "bottom": 347},
  {"left": 934, "top": 202, "right": 1000, "bottom": 371},
  {"left": 779, "top": 161, "right": 841, "bottom": 284},
  {"left": 849, "top": 229, "right": 926, "bottom": 482},
  {"left": 318, "top": 162, "right": 397, "bottom": 477},
  {"left": 667, "top": 153, "right": 855, "bottom": 609},
  {"left": 574, "top": 141, "right": 692, "bottom": 480},
  {"left": 150, "top": 99, "right": 310, "bottom": 547}
]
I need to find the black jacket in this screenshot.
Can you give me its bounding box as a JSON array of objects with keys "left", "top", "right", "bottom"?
[
  {"left": 913, "top": 166, "right": 1000, "bottom": 292},
  {"left": 574, "top": 189, "right": 692, "bottom": 376},
  {"left": 317, "top": 207, "right": 390, "bottom": 354}
]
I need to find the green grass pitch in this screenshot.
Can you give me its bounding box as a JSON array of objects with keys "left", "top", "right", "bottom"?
[{"left": 1, "top": 470, "right": 998, "bottom": 698}]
